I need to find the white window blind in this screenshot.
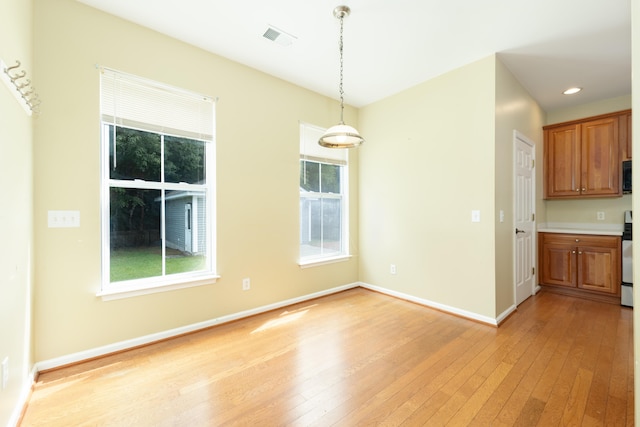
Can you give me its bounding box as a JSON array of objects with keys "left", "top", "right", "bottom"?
[
  {"left": 100, "top": 67, "right": 215, "bottom": 142},
  {"left": 300, "top": 122, "right": 347, "bottom": 165}
]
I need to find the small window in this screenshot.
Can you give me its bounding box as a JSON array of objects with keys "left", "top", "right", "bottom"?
[
  {"left": 299, "top": 123, "right": 349, "bottom": 265},
  {"left": 100, "top": 68, "right": 216, "bottom": 295}
]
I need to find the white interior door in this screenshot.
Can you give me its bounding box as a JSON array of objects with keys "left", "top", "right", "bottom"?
[{"left": 514, "top": 131, "right": 536, "bottom": 306}]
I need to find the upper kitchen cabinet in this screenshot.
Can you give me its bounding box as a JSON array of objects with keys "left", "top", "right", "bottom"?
[
  {"left": 543, "top": 110, "right": 631, "bottom": 199},
  {"left": 620, "top": 110, "right": 632, "bottom": 161}
]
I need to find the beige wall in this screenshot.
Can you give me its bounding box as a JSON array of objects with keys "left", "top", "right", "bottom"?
[
  {"left": 546, "top": 95, "right": 631, "bottom": 125},
  {"left": 544, "top": 195, "right": 632, "bottom": 224},
  {"left": 494, "top": 59, "right": 545, "bottom": 315},
  {"left": 0, "top": 0, "right": 34, "bottom": 425},
  {"left": 32, "top": 0, "right": 359, "bottom": 362},
  {"left": 543, "top": 95, "right": 632, "bottom": 226},
  {"left": 358, "top": 56, "right": 497, "bottom": 319},
  {"left": 5, "top": 0, "right": 637, "bottom": 421}
]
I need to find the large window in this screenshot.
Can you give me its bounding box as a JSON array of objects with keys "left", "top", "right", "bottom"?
[
  {"left": 100, "top": 68, "right": 216, "bottom": 295},
  {"left": 299, "top": 123, "right": 349, "bottom": 264}
]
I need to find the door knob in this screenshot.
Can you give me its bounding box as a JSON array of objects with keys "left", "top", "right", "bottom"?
[{"left": 515, "top": 228, "right": 525, "bottom": 234}]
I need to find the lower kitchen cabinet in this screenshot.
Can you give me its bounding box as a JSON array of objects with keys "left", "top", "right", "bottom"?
[{"left": 538, "top": 232, "right": 621, "bottom": 303}]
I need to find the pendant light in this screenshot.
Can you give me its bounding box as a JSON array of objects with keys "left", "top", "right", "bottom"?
[{"left": 318, "top": 5, "right": 365, "bottom": 149}]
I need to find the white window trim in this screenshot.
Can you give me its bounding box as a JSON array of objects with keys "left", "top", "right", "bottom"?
[
  {"left": 298, "top": 254, "right": 352, "bottom": 269},
  {"left": 99, "top": 68, "right": 217, "bottom": 298},
  {"left": 100, "top": 130, "right": 217, "bottom": 298},
  {"left": 298, "top": 122, "right": 351, "bottom": 265},
  {"left": 97, "top": 274, "right": 220, "bottom": 301}
]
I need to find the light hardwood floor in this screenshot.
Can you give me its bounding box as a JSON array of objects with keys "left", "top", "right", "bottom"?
[{"left": 21, "top": 288, "right": 634, "bottom": 426}]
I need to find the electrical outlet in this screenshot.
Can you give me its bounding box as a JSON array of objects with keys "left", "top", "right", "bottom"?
[
  {"left": 390, "top": 264, "right": 397, "bottom": 275},
  {"left": 2, "top": 357, "right": 8, "bottom": 389},
  {"left": 597, "top": 211, "right": 605, "bottom": 221},
  {"left": 242, "top": 278, "right": 250, "bottom": 291},
  {"left": 471, "top": 210, "right": 480, "bottom": 222}
]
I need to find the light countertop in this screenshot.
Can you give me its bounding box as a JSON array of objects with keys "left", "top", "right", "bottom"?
[{"left": 537, "top": 222, "right": 623, "bottom": 236}]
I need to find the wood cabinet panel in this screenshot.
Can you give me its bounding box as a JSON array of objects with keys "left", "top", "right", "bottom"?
[
  {"left": 580, "top": 117, "right": 619, "bottom": 196},
  {"left": 620, "top": 111, "right": 632, "bottom": 160},
  {"left": 543, "top": 110, "right": 629, "bottom": 199},
  {"left": 545, "top": 125, "right": 580, "bottom": 198},
  {"left": 538, "top": 233, "right": 621, "bottom": 302},
  {"left": 577, "top": 245, "right": 619, "bottom": 294},
  {"left": 540, "top": 243, "right": 575, "bottom": 287}
]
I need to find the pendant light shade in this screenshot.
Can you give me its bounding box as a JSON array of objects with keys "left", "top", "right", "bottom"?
[
  {"left": 318, "top": 123, "right": 364, "bottom": 148},
  {"left": 318, "top": 5, "right": 365, "bottom": 149}
]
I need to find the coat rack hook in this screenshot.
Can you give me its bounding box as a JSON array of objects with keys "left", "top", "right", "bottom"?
[
  {"left": 5, "top": 60, "right": 21, "bottom": 73},
  {"left": 10, "top": 70, "right": 27, "bottom": 81},
  {"left": 15, "top": 79, "right": 31, "bottom": 90},
  {"left": 1, "top": 58, "right": 40, "bottom": 115}
]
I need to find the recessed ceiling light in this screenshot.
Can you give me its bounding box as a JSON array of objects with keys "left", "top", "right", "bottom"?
[{"left": 563, "top": 87, "right": 582, "bottom": 95}]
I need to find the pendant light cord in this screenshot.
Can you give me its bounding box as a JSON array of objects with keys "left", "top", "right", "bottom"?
[
  {"left": 338, "top": 13, "right": 345, "bottom": 125},
  {"left": 318, "top": 5, "right": 364, "bottom": 148}
]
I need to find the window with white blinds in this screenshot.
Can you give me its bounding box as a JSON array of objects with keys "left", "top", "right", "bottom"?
[
  {"left": 99, "top": 68, "right": 217, "bottom": 298},
  {"left": 100, "top": 67, "right": 215, "bottom": 142},
  {"left": 299, "top": 122, "right": 350, "bottom": 265}
]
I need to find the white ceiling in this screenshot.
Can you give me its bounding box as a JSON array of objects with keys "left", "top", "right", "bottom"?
[{"left": 77, "top": 0, "right": 631, "bottom": 111}]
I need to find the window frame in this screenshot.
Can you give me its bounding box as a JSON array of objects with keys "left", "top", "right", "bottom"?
[
  {"left": 98, "top": 69, "right": 217, "bottom": 299},
  {"left": 298, "top": 122, "right": 351, "bottom": 267}
]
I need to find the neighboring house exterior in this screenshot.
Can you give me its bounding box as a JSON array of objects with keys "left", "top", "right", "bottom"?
[{"left": 163, "top": 191, "right": 206, "bottom": 254}]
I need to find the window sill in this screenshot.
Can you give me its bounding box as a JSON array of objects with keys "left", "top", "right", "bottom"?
[
  {"left": 97, "top": 274, "right": 220, "bottom": 301},
  {"left": 298, "top": 255, "right": 352, "bottom": 269}
]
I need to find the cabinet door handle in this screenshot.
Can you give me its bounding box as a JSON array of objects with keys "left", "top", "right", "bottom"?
[
  {"left": 582, "top": 188, "right": 586, "bottom": 192},
  {"left": 578, "top": 251, "right": 583, "bottom": 255},
  {"left": 572, "top": 250, "right": 576, "bottom": 254},
  {"left": 575, "top": 189, "right": 580, "bottom": 192},
  {"left": 575, "top": 239, "right": 580, "bottom": 242}
]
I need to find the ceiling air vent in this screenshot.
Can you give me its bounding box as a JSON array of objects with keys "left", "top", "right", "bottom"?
[{"left": 262, "top": 25, "right": 297, "bottom": 47}]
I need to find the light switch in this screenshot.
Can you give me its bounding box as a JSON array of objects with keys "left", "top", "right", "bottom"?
[
  {"left": 499, "top": 210, "right": 504, "bottom": 223},
  {"left": 471, "top": 210, "right": 480, "bottom": 223},
  {"left": 48, "top": 210, "right": 80, "bottom": 228}
]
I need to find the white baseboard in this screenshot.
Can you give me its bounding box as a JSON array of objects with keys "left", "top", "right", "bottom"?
[
  {"left": 35, "top": 282, "right": 360, "bottom": 372},
  {"left": 35, "top": 281, "right": 509, "bottom": 372},
  {"left": 22, "top": 282, "right": 510, "bottom": 424},
  {"left": 8, "top": 366, "right": 37, "bottom": 427},
  {"left": 496, "top": 304, "right": 517, "bottom": 325},
  {"left": 358, "top": 282, "right": 499, "bottom": 326}
]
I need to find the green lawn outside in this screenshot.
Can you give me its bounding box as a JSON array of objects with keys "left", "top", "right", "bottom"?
[{"left": 110, "top": 247, "right": 206, "bottom": 282}]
